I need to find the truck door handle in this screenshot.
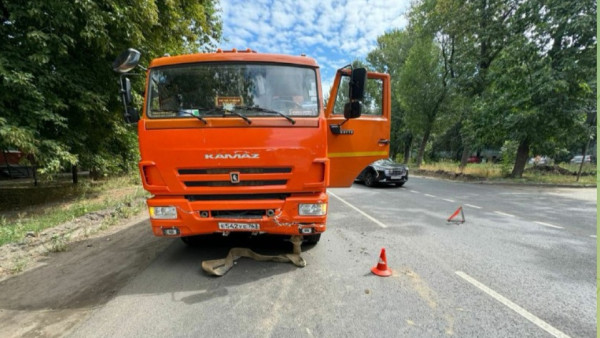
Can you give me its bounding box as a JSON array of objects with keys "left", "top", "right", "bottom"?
[
  {"left": 330, "top": 124, "right": 354, "bottom": 135},
  {"left": 378, "top": 139, "right": 390, "bottom": 145}
]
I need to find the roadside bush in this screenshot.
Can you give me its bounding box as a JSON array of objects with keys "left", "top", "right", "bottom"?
[{"left": 500, "top": 141, "right": 518, "bottom": 177}]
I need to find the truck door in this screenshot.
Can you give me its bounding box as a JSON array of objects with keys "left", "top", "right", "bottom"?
[{"left": 325, "top": 70, "right": 391, "bottom": 187}]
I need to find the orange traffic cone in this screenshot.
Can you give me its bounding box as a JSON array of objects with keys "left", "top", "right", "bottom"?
[{"left": 371, "top": 248, "right": 392, "bottom": 277}]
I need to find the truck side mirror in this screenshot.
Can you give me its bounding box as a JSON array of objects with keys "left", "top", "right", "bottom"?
[
  {"left": 349, "top": 68, "right": 367, "bottom": 101},
  {"left": 113, "top": 48, "right": 142, "bottom": 124},
  {"left": 118, "top": 75, "right": 139, "bottom": 123},
  {"left": 343, "top": 102, "right": 361, "bottom": 119},
  {"left": 343, "top": 68, "right": 367, "bottom": 119},
  {"left": 112, "top": 48, "right": 141, "bottom": 74},
  {"left": 122, "top": 77, "right": 133, "bottom": 105},
  {"left": 125, "top": 107, "right": 140, "bottom": 124}
]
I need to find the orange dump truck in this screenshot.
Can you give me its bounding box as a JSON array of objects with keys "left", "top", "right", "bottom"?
[{"left": 113, "top": 48, "right": 390, "bottom": 245}]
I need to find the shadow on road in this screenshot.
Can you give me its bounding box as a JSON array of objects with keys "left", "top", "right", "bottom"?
[
  {"left": 0, "top": 221, "right": 317, "bottom": 311},
  {"left": 113, "top": 232, "right": 319, "bottom": 305}
]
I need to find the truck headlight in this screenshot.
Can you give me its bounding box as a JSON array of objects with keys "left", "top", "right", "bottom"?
[
  {"left": 299, "top": 203, "right": 327, "bottom": 216},
  {"left": 149, "top": 206, "right": 177, "bottom": 219}
]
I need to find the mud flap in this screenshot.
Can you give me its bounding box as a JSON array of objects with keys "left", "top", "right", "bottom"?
[{"left": 201, "top": 236, "right": 306, "bottom": 276}]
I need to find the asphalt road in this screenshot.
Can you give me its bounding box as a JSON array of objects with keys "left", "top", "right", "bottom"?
[{"left": 69, "top": 177, "right": 596, "bottom": 337}]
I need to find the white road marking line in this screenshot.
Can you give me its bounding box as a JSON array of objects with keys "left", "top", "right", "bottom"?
[
  {"left": 455, "top": 271, "right": 571, "bottom": 338},
  {"left": 465, "top": 204, "right": 482, "bottom": 209},
  {"left": 442, "top": 198, "right": 455, "bottom": 203},
  {"left": 534, "top": 221, "right": 563, "bottom": 229},
  {"left": 493, "top": 211, "right": 515, "bottom": 217},
  {"left": 409, "top": 190, "right": 419, "bottom": 193},
  {"left": 424, "top": 194, "right": 437, "bottom": 198},
  {"left": 329, "top": 192, "right": 387, "bottom": 228},
  {"left": 590, "top": 235, "right": 596, "bottom": 238}
]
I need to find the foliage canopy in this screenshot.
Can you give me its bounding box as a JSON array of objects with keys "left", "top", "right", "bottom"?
[
  {"left": 366, "top": 0, "right": 596, "bottom": 177},
  {"left": 0, "top": 0, "right": 221, "bottom": 177}
]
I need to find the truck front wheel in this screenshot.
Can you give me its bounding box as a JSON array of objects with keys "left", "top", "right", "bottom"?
[
  {"left": 181, "top": 236, "right": 196, "bottom": 246},
  {"left": 303, "top": 234, "right": 321, "bottom": 245}
]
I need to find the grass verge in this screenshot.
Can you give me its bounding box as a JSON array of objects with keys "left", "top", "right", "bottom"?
[
  {"left": 416, "top": 161, "right": 596, "bottom": 185},
  {"left": 0, "top": 174, "right": 148, "bottom": 247}
]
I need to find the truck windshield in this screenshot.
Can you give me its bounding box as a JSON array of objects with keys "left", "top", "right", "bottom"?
[{"left": 147, "top": 63, "right": 319, "bottom": 119}]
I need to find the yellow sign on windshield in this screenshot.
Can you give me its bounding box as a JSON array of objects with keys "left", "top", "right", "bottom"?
[{"left": 215, "top": 96, "right": 243, "bottom": 108}]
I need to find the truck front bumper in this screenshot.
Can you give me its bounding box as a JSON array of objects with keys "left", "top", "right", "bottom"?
[{"left": 146, "top": 192, "right": 328, "bottom": 237}]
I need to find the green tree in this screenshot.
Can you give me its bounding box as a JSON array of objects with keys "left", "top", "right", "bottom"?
[
  {"left": 367, "top": 29, "right": 415, "bottom": 162},
  {"left": 0, "top": 0, "right": 221, "bottom": 178},
  {"left": 472, "top": 0, "right": 596, "bottom": 177},
  {"left": 418, "top": 0, "right": 519, "bottom": 169},
  {"left": 398, "top": 38, "right": 449, "bottom": 167},
  {"left": 390, "top": 0, "right": 595, "bottom": 177}
]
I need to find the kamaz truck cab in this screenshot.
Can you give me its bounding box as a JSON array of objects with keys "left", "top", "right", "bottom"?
[{"left": 113, "top": 48, "right": 390, "bottom": 245}]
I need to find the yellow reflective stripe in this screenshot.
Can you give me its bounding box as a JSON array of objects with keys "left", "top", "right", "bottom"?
[{"left": 327, "top": 151, "right": 388, "bottom": 158}]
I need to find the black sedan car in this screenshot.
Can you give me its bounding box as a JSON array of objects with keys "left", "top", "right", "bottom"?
[{"left": 356, "top": 159, "right": 409, "bottom": 187}]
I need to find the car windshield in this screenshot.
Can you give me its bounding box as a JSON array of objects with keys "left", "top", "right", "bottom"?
[{"left": 147, "top": 63, "right": 319, "bottom": 119}]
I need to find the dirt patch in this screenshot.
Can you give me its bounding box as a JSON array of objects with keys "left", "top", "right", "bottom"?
[
  {"left": 415, "top": 165, "right": 596, "bottom": 183},
  {"left": 524, "top": 164, "right": 594, "bottom": 176},
  {"left": 0, "top": 204, "right": 172, "bottom": 337},
  {"left": 412, "top": 169, "right": 485, "bottom": 182},
  {"left": 0, "top": 196, "right": 143, "bottom": 278}
]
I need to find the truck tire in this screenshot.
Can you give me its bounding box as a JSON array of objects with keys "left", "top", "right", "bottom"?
[
  {"left": 181, "top": 236, "right": 195, "bottom": 246},
  {"left": 181, "top": 235, "right": 214, "bottom": 246},
  {"left": 303, "top": 233, "right": 321, "bottom": 245}
]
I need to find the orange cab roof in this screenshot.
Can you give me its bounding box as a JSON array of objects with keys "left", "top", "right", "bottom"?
[{"left": 149, "top": 49, "right": 319, "bottom": 68}]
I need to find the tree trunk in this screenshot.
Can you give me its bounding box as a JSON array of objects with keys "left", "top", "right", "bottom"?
[
  {"left": 415, "top": 128, "right": 431, "bottom": 168},
  {"left": 576, "top": 138, "right": 591, "bottom": 182},
  {"left": 510, "top": 139, "right": 529, "bottom": 178},
  {"left": 72, "top": 165, "right": 78, "bottom": 184},
  {"left": 90, "top": 168, "right": 101, "bottom": 181},
  {"left": 402, "top": 133, "right": 413, "bottom": 164},
  {"left": 31, "top": 160, "right": 38, "bottom": 187},
  {"left": 2, "top": 149, "right": 12, "bottom": 178},
  {"left": 459, "top": 145, "right": 470, "bottom": 171}
]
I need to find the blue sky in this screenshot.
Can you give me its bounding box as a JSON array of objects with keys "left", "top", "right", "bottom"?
[{"left": 218, "top": 0, "right": 410, "bottom": 93}]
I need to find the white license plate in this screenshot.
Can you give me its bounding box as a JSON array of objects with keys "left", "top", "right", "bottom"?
[
  {"left": 391, "top": 176, "right": 403, "bottom": 180},
  {"left": 218, "top": 222, "right": 260, "bottom": 230}
]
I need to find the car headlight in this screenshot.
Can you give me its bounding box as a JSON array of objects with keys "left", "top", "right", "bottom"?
[
  {"left": 149, "top": 206, "right": 177, "bottom": 219},
  {"left": 299, "top": 203, "right": 327, "bottom": 216},
  {"left": 384, "top": 169, "right": 392, "bottom": 175}
]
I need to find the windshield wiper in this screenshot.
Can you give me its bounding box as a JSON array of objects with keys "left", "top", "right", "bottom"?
[
  {"left": 192, "top": 106, "right": 252, "bottom": 125},
  {"left": 224, "top": 110, "right": 252, "bottom": 125},
  {"left": 156, "top": 107, "right": 253, "bottom": 125},
  {"left": 178, "top": 111, "right": 207, "bottom": 124},
  {"left": 152, "top": 109, "right": 209, "bottom": 124},
  {"left": 235, "top": 105, "right": 296, "bottom": 125}
]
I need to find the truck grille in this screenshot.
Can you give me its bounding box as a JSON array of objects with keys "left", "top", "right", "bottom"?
[
  {"left": 212, "top": 210, "right": 265, "bottom": 219},
  {"left": 178, "top": 167, "right": 292, "bottom": 188},
  {"left": 178, "top": 167, "right": 291, "bottom": 175},
  {"left": 185, "top": 193, "right": 290, "bottom": 201},
  {"left": 184, "top": 180, "right": 287, "bottom": 187}
]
